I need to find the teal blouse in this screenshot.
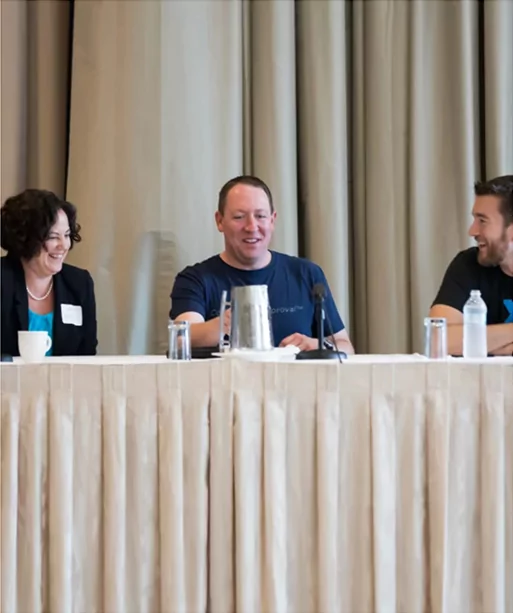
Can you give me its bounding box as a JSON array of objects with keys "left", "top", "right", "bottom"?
[{"left": 28, "top": 310, "right": 54, "bottom": 356}]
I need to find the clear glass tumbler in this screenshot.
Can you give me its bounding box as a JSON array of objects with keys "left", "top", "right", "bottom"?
[
  {"left": 168, "top": 320, "right": 191, "bottom": 360},
  {"left": 424, "top": 317, "right": 448, "bottom": 359}
]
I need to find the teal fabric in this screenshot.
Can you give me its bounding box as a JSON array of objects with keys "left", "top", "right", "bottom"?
[{"left": 28, "top": 310, "right": 54, "bottom": 356}]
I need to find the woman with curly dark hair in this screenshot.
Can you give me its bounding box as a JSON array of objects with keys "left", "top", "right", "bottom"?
[{"left": 1, "top": 189, "right": 97, "bottom": 357}]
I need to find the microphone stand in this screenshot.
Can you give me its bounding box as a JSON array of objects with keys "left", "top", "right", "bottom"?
[{"left": 296, "top": 294, "right": 346, "bottom": 361}]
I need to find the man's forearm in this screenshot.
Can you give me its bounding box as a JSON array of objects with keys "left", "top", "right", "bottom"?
[
  {"left": 447, "top": 323, "right": 513, "bottom": 356},
  {"left": 189, "top": 321, "right": 220, "bottom": 347},
  {"left": 491, "top": 342, "right": 513, "bottom": 356},
  {"left": 331, "top": 336, "right": 355, "bottom": 355},
  {"left": 337, "top": 340, "right": 354, "bottom": 355}
]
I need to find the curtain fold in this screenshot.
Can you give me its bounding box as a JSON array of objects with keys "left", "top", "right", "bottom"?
[
  {"left": 351, "top": 0, "right": 412, "bottom": 353},
  {"left": 407, "top": 0, "right": 480, "bottom": 352},
  {"left": 1, "top": 0, "right": 28, "bottom": 201},
  {"left": 66, "top": 0, "right": 243, "bottom": 355},
  {"left": 2, "top": 0, "right": 512, "bottom": 354},
  {"left": 250, "top": 0, "right": 299, "bottom": 256},
  {"left": 0, "top": 0, "right": 70, "bottom": 201},
  {"left": 297, "top": 0, "right": 351, "bottom": 330},
  {"left": 483, "top": 0, "right": 513, "bottom": 177}
]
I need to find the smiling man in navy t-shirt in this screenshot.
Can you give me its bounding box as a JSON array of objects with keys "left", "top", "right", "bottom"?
[{"left": 170, "top": 175, "right": 354, "bottom": 354}]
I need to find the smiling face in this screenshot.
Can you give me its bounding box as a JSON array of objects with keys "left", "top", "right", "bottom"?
[
  {"left": 25, "top": 208, "right": 71, "bottom": 277},
  {"left": 469, "top": 195, "right": 513, "bottom": 266},
  {"left": 215, "top": 183, "right": 276, "bottom": 269}
]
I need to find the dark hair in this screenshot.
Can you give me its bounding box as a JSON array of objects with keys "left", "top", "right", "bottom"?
[
  {"left": 1, "top": 189, "right": 82, "bottom": 259},
  {"left": 217, "top": 175, "right": 274, "bottom": 215},
  {"left": 474, "top": 175, "right": 513, "bottom": 226}
]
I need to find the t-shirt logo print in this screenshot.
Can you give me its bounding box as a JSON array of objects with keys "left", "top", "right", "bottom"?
[{"left": 504, "top": 299, "right": 513, "bottom": 323}]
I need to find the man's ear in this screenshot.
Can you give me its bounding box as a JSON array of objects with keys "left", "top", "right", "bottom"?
[{"left": 215, "top": 210, "right": 223, "bottom": 232}]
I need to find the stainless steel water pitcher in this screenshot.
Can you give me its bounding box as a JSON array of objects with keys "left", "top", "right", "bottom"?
[{"left": 219, "top": 285, "right": 274, "bottom": 351}]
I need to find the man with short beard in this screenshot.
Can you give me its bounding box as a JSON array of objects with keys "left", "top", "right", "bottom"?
[
  {"left": 170, "top": 175, "right": 354, "bottom": 355},
  {"left": 430, "top": 175, "right": 513, "bottom": 355}
]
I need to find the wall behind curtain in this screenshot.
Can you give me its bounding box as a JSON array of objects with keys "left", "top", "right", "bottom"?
[{"left": 2, "top": 0, "right": 512, "bottom": 354}]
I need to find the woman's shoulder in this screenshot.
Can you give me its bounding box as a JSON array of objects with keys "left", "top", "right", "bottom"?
[
  {"left": 0, "top": 256, "right": 22, "bottom": 286},
  {"left": 1, "top": 254, "right": 21, "bottom": 271},
  {"left": 59, "top": 263, "right": 94, "bottom": 292},
  {"left": 55, "top": 264, "right": 95, "bottom": 317},
  {"left": 60, "top": 262, "right": 92, "bottom": 278}
]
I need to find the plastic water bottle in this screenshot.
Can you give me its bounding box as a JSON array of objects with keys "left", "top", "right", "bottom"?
[{"left": 463, "top": 290, "right": 487, "bottom": 358}]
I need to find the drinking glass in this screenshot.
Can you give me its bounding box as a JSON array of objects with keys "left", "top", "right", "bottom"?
[
  {"left": 168, "top": 320, "right": 191, "bottom": 360},
  {"left": 424, "top": 317, "right": 447, "bottom": 359}
]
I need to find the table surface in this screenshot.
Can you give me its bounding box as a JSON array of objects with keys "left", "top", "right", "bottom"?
[{"left": 4, "top": 353, "right": 513, "bottom": 365}]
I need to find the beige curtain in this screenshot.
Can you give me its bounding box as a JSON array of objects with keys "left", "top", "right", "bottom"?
[
  {"left": 351, "top": 0, "right": 512, "bottom": 352},
  {"left": 2, "top": 0, "right": 512, "bottom": 354},
  {"left": 352, "top": 0, "right": 480, "bottom": 352},
  {"left": 0, "top": 0, "right": 70, "bottom": 201}
]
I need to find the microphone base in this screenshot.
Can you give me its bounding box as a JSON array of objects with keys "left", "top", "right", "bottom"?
[{"left": 295, "top": 349, "right": 346, "bottom": 361}]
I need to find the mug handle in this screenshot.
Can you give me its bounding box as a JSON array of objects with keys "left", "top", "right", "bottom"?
[
  {"left": 219, "top": 290, "right": 230, "bottom": 351},
  {"left": 46, "top": 335, "right": 53, "bottom": 353}
]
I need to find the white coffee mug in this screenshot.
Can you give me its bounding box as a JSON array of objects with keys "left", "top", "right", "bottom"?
[{"left": 18, "top": 331, "right": 52, "bottom": 363}]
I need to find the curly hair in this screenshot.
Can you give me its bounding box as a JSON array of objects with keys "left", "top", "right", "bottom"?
[{"left": 1, "top": 189, "right": 82, "bottom": 259}]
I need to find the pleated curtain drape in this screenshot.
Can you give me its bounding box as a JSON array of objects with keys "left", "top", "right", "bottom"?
[
  {"left": 0, "top": 0, "right": 71, "bottom": 200},
  {"left": 1, "top": 0, "right": 512, "bottom": 355}
]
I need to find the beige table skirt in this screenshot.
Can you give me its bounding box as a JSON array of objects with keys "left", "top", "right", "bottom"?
[{"left": 1, "top": 358, "right": 512, "bottom": 613}]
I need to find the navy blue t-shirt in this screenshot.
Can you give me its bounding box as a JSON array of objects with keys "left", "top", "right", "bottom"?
[{"left": 170, "top": 251, "right": 344, "bottom": 346}]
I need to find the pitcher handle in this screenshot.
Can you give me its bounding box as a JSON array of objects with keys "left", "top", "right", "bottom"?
[{"left": 219, "top": 290, "right": 230, "bottom": 351}]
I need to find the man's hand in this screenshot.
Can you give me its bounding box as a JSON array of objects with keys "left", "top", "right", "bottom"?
[
  {"left": 209, "top": 308, "right": 231, "bottom": 342},
  {"left": 205, "top": 309, "right": 231, "bottom": 337},
  {"left": 279, "top": 333, "right": 318, "bottom": 352},
  {"left": 280, "top": 330, "right": 355, "bottom": 354},
  {"left": 173, "top": 309, "right": 231, "bottom": 347}
]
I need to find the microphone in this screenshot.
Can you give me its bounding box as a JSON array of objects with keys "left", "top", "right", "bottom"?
[{"left": 295, "top": 283, "right": 347, "bottom": 361}]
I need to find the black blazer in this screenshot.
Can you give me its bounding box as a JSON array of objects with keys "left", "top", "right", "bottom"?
[{"left": 1, "top": 256, "right": 98, "bottom": 356}]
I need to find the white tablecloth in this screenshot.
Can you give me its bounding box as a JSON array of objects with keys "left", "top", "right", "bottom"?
[{"left": 2, "top": 357, "right": 512, "bottom": 612}]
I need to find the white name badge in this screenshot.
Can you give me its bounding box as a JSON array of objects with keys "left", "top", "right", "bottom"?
[{"left": 61, "top": 304, "right": 83, "bottom": 326}]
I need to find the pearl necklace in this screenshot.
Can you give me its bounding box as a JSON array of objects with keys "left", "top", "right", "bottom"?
[{"left": 26, "top": 279, "right": 53, "bottom": 301}]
